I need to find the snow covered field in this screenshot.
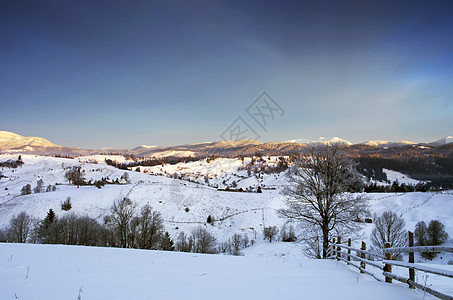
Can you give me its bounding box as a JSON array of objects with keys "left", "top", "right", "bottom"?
[
  {"left": 0, "top": 242, "right": 439, "bottom": 300},
  {"left": 1, "top": 154, "right": 453, "bottom": 299}
]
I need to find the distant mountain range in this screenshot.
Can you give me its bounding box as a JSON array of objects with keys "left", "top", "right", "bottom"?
[{"left": 1, "top": 131, "right": 452, "bottom": 158}]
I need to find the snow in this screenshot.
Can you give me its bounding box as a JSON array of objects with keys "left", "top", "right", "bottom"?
[
  {"left": 0, "top": 242, "right": 437, "bottom": 300},
  {"left": 286, "top": 137, "right": 352, "bottom": 145},
  {"left": 0, "top": 131, "right": 60, "bottom": 150},
  {"left": 383, "top": 169, "right": 425, "bottom": 185},
  {"left": 139, "top": 156, "right": 289, "bottom": 190},
  {"left": 149, "top": 150, "right": 196, "bottom": 158},
  {"left": 76, "top": 155, "right": 132, "bottom": 164}
]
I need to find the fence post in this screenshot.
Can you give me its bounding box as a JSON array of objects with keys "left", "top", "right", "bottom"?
[
  {"left": 360, "top": 241, "right": 366, "bottom": 273},
  {"left": 347, "top": 238, "right": 351, "bottom": 265},
  {"left": 332, "top": 238, "right": 336, "bottom": 258},
  {"left": 337, "top": 236, "right": 341, "bottom": 260},
  {"left": 384, "top": 242, "right": 392, "bottom": 283},
  {"left": 408, "top": 231, "right": 415, "bottom": 289}
]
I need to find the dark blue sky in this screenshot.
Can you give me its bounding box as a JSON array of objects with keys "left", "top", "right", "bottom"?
[{"left": 1, "top": 0, "right": 453, "bottom": 148}]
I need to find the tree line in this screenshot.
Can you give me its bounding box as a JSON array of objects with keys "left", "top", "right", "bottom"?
[
  {"left": 370, "top": 210, "right": 449, "bottom": 260},
  {"left": 0, "top": 198, "right": 174, "bottom": 251},
  {"left": 356, "top": 156, "right": 453, "bottom": 188}
]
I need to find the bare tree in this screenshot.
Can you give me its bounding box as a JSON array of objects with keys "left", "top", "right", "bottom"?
[
  {"left": 122, "top": 172, "right": 130, "bottom": 184},
  {"left": 7, "top": 212, "right": 36, "bottom": 243},
  {"left": 299, "top": 228, "right": 324, "bottom": 259},
  {"left": 65, "top": 167, "right": 85, "bottom": 187},
  {"left": 427, "top": 220, "right": 448, "bottom": 246},
  {"left": 263, "top": 226, "right": 279, "bottom": 243},
  {"left": 191, "top": 226, "right": 217, "bottom": 254},
  {"left": 414, "top": 221, "right": 428, "bottom": 246},
  {"left": 21, "top": 184, "right": 32, "bottom": 195},
  {"left": 231, "top": 233, "right": 242, "bottom": 251},
  {"left": 34, "top": 179, "right": 44, "bottom": 193},
  {"left": 281, "top": 223, "right": 297, "bottom": 242},
  {"left": 132, "top": 205, "right": 164, "bottom": 249},
  {"left": 108, "top": 197, "right": 137, "bottom": 248},
  {"left": 278, "top": 144, "right": 368, "bottom": 258},
  {"left": 420, "top": 220, "right": 449, "bottom": 259},
  {"left": 175, "top": 232, "right": 192, "bottom": 252},
  {"left": 371, "top": 211, "right": 407, "bottom": 260},
  {"left": 61, "top": 197, "right": 72, "bottom": 211}
]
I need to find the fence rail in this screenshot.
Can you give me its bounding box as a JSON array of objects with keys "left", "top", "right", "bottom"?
[
  {"left": 383, "top": 246, "right": 453, "bottom": 254},
  {"left": 328, "top": 231, "right": 453, "bottom": 300}
]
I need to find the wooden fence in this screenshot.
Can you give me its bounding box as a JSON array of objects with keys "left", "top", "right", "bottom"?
[{"left": 327, "top": 232, "right": 453, "bottom": 300}]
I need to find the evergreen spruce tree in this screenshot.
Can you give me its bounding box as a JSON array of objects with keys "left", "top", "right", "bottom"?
[{"left": 160, "top": 232, "right": 175, "bottom": 251}]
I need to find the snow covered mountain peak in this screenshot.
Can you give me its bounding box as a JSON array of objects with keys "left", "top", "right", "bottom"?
[
  {"left": 427, "top": 136, "right": 453, "bottom": 147},
  {"left": 362, "top": 140, "right": 416, "bottom": 148},
  {"left": 0, "top": 131, "right": 60, "bottom": 151},
  {"left": 285, "top": 137, "right": 352, "bottom": 146}
]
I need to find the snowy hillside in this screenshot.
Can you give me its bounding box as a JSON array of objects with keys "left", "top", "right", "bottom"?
[
  {"left": 382, "top": 169, "right": 426, "bottom": 186},
  {"left": 0, "top": 131, "right": 60, "bottom": 150},
  {"left": 0, "top": 242, "right": 440, "bottom": 300},
  {"left": 138, "top": 156, "right": 289, "bottom": 190},
  {"left": 0, "top": 154, "right": 286, "bottom": 243},
  {"left": 1, "top": 154, "right": 453, "bottom": 249}
]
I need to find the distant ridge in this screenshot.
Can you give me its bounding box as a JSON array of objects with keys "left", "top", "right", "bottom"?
[
  {"left": 361, "top": 140, "right": 415, "bottom": 148},
  {"left": 1, "top": 130, "right": 452, "bottom": 158},
  {"left": 286, "top": 137, "right": 352, "bottom": 146}
]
